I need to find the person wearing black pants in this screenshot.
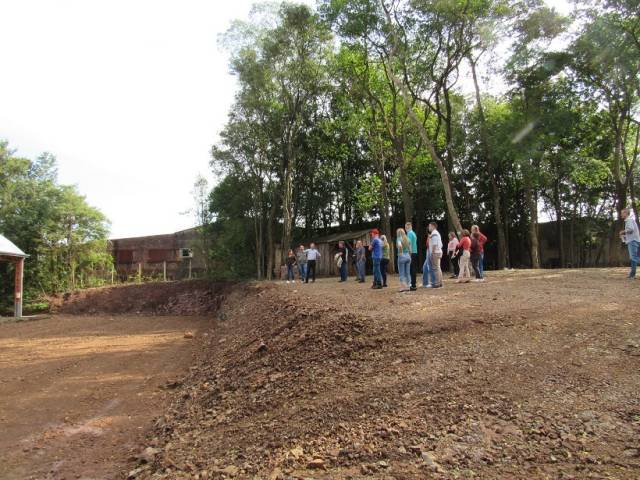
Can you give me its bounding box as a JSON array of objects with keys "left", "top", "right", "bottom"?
[
  {"left": 304, "top": 243, "right": 320, "bottom": 283},
  {"left": 406, "top": 222, "right": 418, "bottom": 291},
  {"left": 470, "top": 232, "right": 482, "bottom": 281}
]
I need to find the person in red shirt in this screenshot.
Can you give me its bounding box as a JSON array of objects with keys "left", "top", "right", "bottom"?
[
  {"left": 471, "top": 225, "right": 487, "bottom": 280},
  {"left": 456, "top": 229, "right": 472, "bottom": 283}
]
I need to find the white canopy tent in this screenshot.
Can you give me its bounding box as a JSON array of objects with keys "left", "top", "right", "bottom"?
[{"left": 0, "top": 234, "right": 27, "bottom": 317}]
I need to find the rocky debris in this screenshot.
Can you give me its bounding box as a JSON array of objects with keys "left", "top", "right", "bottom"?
[
  {"left": 138, "top": 446, "right": 161, "bottom": 464},
  {"left": 53, "top": 279, "right": 235, "bottom": 316},
  {"left": 125, "top": 276, "right": 640, "bottom": 479},
  {"left": 183, "top": 331, "right": 195, "bottom": 339}
]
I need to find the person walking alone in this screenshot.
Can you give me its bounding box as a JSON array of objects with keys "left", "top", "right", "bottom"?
[
  {"left": 380, "top": 234, "right": 390, "bottom": 288},
  {"left": 428, "top": 222, "right": 443, "bottom": 288},
  {"left": 369, "top": 229, "right": 383, "bottom": 289},
  {"left": 447, "top": 232, "right": 460, "bottom": 279},
  {"left": 620, "top": 207, "right": 640, "bottom": 279},
  {"left": 296, "top": 245, "right": 307, "bottom": 283},
  {"left": 405, "top": 222, "right": 418, "bottom": 291},
  {"left": 456, "top": 230, "right": 472, "bottom": 283},
  {"left": 355, "top": 240, "right": 366, "bottom": 283},
  {"left": 305, "top": 243, "right": 320, "bottom": 283},
  {"left": 396, "top": 228, "right": 412, "bottom": 292}
]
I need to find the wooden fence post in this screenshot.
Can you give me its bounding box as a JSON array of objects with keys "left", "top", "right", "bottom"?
[{"left": 14, "top": 258, "right": 24, "bottom": 318}]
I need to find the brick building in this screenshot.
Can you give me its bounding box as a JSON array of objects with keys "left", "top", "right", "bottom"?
[{"left": 109, "top": 227, "right": 207, "bottom": 280}]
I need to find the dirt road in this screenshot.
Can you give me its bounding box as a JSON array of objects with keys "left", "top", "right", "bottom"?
[{"left": 0, "top": 314, "right": 206, "bottom": 480}]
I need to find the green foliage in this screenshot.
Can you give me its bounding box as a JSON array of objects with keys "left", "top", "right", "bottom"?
[{"left": 0, "top": 141, "right": 111, "bottom": 300}]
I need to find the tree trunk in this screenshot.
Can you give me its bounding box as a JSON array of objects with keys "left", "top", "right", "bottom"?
[
  {"left": 469, "top": 56, "right": 507, "bottom": 269},
  {"left": 397, "top": 155, "right": 414, "bottom": 222},
  {"left": 266, "top": 198, "right": 277, "bottom": 281},
  {"left": 281, "top": 136, "right": 295, "bottom": 264},
  {"left": 377, "top": 13, "right": 462, "bottom": 233},
  {"left": 524, "top": 179, "right": 540, "bottom": 268}
]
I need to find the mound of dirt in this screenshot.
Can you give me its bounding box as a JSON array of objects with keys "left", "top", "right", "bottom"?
[
  {"left": 52, "top": 280, "right": 235, "bottom": 316},
  {"left": 128, "top": 271, "right": 640, "bottom": 479}
]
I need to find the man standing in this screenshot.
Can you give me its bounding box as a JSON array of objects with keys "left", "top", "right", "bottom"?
[
  {"left": 405, "top": 222, "right": 418, "bottom": 291},
  {"left": 471, "top": 225, "right": 487, "bottom": 280},
  {"left": 296, "top": 245, "right": 307, "bottom": 283},
  {"left": 305, "top": 243, "right": 320, "bottom": 283},
  {"left": 428, "top": 222, "right": 443, "bottom": 288},
  {"left": 355, "top": 240, "right": 366, "bottom": 283},
  {"left": 369, "top": 229, "right": 383, "bottom": 289},
  {"left": 337, "top": 240, "right": 348, "bottom": 282},
  {"left": 620, "top": 208, "right": 640, "bottom": 279}
]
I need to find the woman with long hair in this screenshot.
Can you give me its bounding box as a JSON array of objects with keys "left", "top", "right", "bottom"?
[
  {"left": 396, "top": 228, "right": 412, "bottom": 292},
  {"left": 286, "top": 249, "right": 297, "bottom": 283},
  {"left": 456, "top": 229, "right": 472, "bottom": 283}
]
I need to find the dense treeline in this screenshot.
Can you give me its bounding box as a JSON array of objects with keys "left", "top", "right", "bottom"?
[
  {"left": 0, "top": 141, "right": 111, "bottom": 310},
  {"left": 207, "top": 0, "right": 639, "bottom": 279}
]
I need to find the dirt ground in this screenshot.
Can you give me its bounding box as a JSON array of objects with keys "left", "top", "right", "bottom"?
[
  {"left": 0, "top": 314, "right": 207, "bottom": 480},
  {"left": 136, "top": 268, "right": 640, "bottom": 479},
  {"left": 1, "top": 270, "right": 639, "bottom": 479}
]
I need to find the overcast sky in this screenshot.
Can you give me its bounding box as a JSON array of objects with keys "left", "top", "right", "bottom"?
[{"left": 0, "top": 0, "right": 571, "bottom": 239}]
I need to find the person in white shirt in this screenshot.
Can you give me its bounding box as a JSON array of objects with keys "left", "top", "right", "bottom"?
[
  {"left": 619, "top": 208, "right": 640, "bottom": 279},
  {"left": 304, "top": 243, "right": 321, "bottom": 283},
  {"left": 427, "top": 222, "right": 443, "bottom": 288}
]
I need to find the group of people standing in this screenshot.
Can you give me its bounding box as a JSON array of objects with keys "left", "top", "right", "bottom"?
[{"left": 284, "top": 221, "right": 489, "bottom": 292}]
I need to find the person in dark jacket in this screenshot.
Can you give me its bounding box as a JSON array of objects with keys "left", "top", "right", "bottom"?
[
  {"left": 286, "top": 249, "right": 297, "bottom": 283},
  {"left": 336, "top": 241, "right": 348, "bottom": 282}
]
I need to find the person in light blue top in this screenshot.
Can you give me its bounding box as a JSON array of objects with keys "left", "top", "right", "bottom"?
[
  {"left": 620, "top": 208, "right": 640, "bottom": 279},
  {"left": 396, "top": 227, "right": 412, "bottom": 292},
  {"left": 405, "top": 222, "right": 418, "bottom": 291},
  {"left": 369, "top": 229, "right": 383, "bottom": 289}
]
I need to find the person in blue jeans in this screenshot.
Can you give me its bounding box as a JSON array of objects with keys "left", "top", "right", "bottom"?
[
  {"left": 396, "top": 227, "right": 412, "bottom": 292},
  {"left": 285, "top": 249, "right": 297, "bottom": 283},
  {"left": 422, "top": 233, "right": 432, "bottom": 287},
  {"left": 296, "top": 245, "right": 307, "bottom": 282},
  {"left": 369, "top": 229, "right": 383, "bottom": 289},
  {"left": 620, "top": 208, "right": 640, "bottom": 278}
]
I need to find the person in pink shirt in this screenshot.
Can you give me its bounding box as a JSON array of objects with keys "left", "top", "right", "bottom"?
[{"left": 447, "top": 232, "right": 459, "bottom": 279}]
